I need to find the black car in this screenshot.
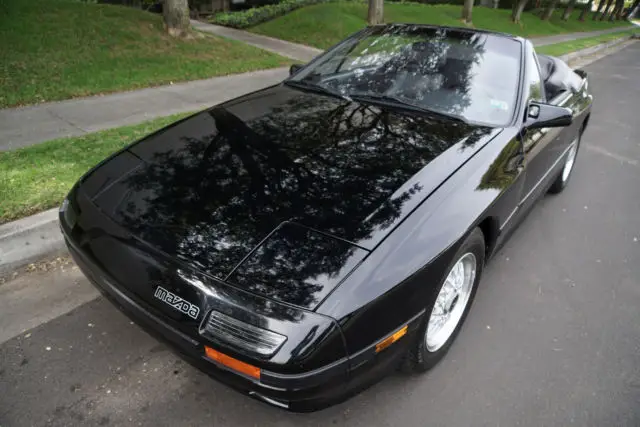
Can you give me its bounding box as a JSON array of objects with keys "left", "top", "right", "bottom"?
[{"left": 60, "top": 24, "right": 592, "bottom": 411}]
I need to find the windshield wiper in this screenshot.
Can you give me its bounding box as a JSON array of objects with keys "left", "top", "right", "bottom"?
[
  {"left": 283, "top": 80, "right": 352, "bottom": 101},
  {"left": 350, "top": 93, "right": 468, "bottom": 124}
]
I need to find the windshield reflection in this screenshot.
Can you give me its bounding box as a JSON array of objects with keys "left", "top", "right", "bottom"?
[{"left": 291, "top": 25, "right": 522, "bottom": 126}]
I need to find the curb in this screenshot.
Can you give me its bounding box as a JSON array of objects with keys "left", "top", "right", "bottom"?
[
  {"left": 0, "top": 35, "right": 637, "bottom": 276},
  {"left": 557, "top": 33, "right": 636, "bottom": 64},
  {"left": 0, "top": 208, "right": 66, "bottom": 277}
]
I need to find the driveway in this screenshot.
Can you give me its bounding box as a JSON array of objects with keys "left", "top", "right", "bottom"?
[{"left": 1, "top": 42, "right": 639, "bottom": 427}]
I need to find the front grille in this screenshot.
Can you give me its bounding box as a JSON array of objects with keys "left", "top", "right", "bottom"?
[{"left": 203, "top": 311, "right": 287, "bottom": 357}]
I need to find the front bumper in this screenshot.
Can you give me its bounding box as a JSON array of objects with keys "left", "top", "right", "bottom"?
[{"left": 66, "top": 237, "right": 423, "bottom": 412}]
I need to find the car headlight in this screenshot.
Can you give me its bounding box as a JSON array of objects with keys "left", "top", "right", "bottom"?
[{"left": 202, "top": 310, "right": 287, "bottom": 357}]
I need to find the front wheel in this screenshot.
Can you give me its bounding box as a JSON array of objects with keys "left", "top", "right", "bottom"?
[
  {"left": 402, "top": 228, "right": 485, "bottom": 372},
  {"left": 548, "top": 133, "right": 581, "bottom": 194}
]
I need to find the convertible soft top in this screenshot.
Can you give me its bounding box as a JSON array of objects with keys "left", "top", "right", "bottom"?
[{"left": 537, "top": 54, "right": 584, "bottom": 100}]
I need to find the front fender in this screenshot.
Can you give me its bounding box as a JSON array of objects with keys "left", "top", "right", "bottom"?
[{"left": 317, "top": 128, "right": 524, "bottom": 354}]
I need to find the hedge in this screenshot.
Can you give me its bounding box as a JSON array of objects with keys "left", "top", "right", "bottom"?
[
  {"left": 211, "top": 0, "right": 329, "bottom": 28},
  {"left": 390, "top": 0, "right": 468, "bottom": 5},
  {"left": 498, "top": 0, "right": 591, "bottom": 12},
  {"left": 210, "top": 0, "right": 592, "bottom": 29}
]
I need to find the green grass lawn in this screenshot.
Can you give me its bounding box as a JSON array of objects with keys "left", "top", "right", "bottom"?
[
  {"left": 537, "top": 29, "right": 639, "bottom": 56},
  {"left": 0, "top": 113, "right": 191, "bottom": 223},
  {"left": 250, "top": 2, "right": 632, "bottom": 49},
  {"left": 0, "top": 0, "right": 290, "bottom": 108}
]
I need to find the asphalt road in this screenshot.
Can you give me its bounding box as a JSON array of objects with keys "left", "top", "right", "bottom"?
[{"left": 1, "top": 42, "right": 639, "bottom": 427}]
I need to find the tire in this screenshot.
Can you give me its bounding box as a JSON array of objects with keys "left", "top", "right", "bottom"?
[
  {"left": 548, "top": 132, "right": 581, "bottom": 194},
  {"left": 402, "top": 228, "right": 485, "bottom": 373}
]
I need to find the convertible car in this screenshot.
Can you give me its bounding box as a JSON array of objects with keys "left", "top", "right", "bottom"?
[{"left": 60, "top": 24, "right": 592, "bottom": 411}]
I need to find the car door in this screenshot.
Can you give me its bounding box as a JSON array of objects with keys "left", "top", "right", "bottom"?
[{"left": 519, "top": 47, "right": 565, "bottom": 208}]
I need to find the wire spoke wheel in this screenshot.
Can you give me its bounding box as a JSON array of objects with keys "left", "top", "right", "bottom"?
[
  {"left": 562, "top": 138, "right": 579, "bottom": 183},
  {"left": 425, "top": 253, "right": 477, "bottom": 352}
]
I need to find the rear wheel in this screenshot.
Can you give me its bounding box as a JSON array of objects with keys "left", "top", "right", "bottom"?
[
  {"left": 402, "top": 228, "right": 485, "bottom": 372},
  {"left": 548, "top": 133, "right": 581, "bottom": 194}
]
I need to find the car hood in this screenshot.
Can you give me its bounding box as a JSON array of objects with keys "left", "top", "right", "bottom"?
[{"left": 79, "top": 85, "right": 499, "bottom": 309}]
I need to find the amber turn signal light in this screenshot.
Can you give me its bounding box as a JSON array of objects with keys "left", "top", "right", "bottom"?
[
  {"left": 204, "top": 346, "right": 261, "bottom": 379},
  {"left": 375, "top": 325, "right": 408, "bottom": 353}
]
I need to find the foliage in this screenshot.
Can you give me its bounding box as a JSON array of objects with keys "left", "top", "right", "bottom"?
[
  {"left": 211, "top": 0, "right": 329, "bottom": 28},
  {"left": 0, "top": 0, "right": 290, "bottom": 107},
  {"left": 250, "top": 2, "right": 631, "bottom": 49},
  {"left": 0, "top": 113, "right": 191, "bottom": 224}
]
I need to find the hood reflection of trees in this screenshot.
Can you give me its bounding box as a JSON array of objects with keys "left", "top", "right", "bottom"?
[{"left": 120, "top": 94, "right": 490, "bottom": 314}]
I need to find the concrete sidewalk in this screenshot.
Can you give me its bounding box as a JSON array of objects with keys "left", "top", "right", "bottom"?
[
  {"left": 0, "top": 25, "right": 634, "bottom": 152},
  {"left": 191, "top": 20, "right": 322, "bottom": 61},
  {"left": 0, "top": 67, "right": 288, "bottom": 151}
]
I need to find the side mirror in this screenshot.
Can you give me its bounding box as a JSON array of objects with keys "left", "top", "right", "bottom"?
[
  {"left": 526, "top": 101, "right": 573, "bottom": 129},
  {"left": 289, "top": 63, "right": 304, "bottom": 76}
]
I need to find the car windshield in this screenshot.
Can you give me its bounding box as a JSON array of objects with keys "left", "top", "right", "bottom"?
[{"left": 289, "top": 26, "right": 522, "bottom": 127}]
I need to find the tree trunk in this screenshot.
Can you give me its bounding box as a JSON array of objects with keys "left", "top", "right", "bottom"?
[
  {"left": 611, "top": 0, "right": 619, "bottom": 19},
  {"left": 604, "top": 0, "right": 617, "bottom": 20},
  {"left": 624, "top": 0, "right": 640, "bottom": 18},
  {"left": 222, "top": 0, "right": 230, "bottom": 12},
  {"left": 163, "top": 0, "right": 190, "bottom": 37},
  {"left": 607, "top": 0, "right": 617, "bottom": 20},
  {"left": 512, "top": 0, "right": 528, "bottom": 22},
  {"left": 613, "top": 0, "right": 623, "bottom": 19},
  {"left": 561, "top": 0, "right": 577, "bottom": 19},
  {"left": 367, "top": 0, "right": 384, "bottom": 25},
  {"left": 592, "top": 0, "right": 607, "bottom": 19},
  {"left": 461, "top": 0, "right": 474, "bottom": 23},
  {"left": 579, "top": 0, "right": 593, "bottom": 20},
  {"left": 599, "top": 0, "right": 614, "bottom": 20},
  {"left": 542, "top": 0, "right": 560, "bottom": 20}
]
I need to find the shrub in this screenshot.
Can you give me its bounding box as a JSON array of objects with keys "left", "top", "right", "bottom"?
[{"left": 211, "top": 0, "right": 328, "bottom": 28}]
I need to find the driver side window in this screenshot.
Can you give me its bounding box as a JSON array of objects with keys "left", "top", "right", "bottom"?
[{"left": 525, "top": 51, "right": 545, "bottom": 103}]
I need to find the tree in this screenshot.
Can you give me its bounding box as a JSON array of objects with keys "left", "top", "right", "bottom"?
[
  {"left": 163, "top": 0, "right": 190, "bottom": 37},
  {"left": 592, "top": 0, "right": 607, "bottom": 19},
  {"left": 611, "top": 0, "right": 624, "bottom": 20},
  {"left": 625, "top": 0, "right": 640, "bottom": 18},
  {"left": 599, "top": 0, "right": 615, "bottom": 20},
  {"left": 511, "top": 0, "right": 530, "bottom": 22},
  {"left": 561, "top": 0, "right": 577, "bottom": 19},
  {"left": 541, "top": 0, "right": 560, "bottom": 20},
  {"left": 606, "top": 0, "right": 620, "bottom": 19},
  {"left": 579, "top": 0, "right": 593, "bottom": 20},
  {"left": 462, "top": 0, "right": 474, "bottom": 24},
  {"left": 367, "top": 0, "right": 383, "bottom": 25}
]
